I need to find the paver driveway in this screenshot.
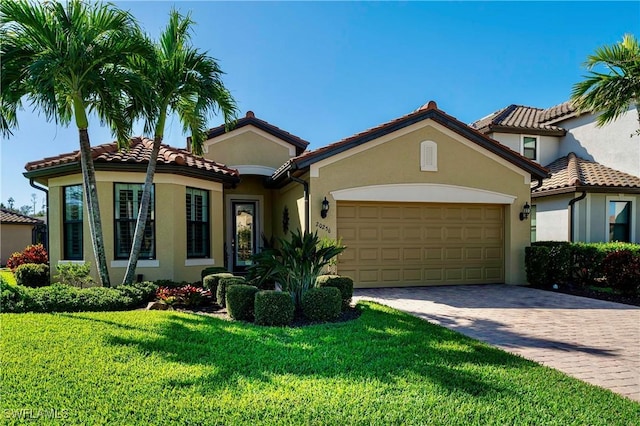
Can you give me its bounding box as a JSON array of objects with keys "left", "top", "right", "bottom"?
[{"left": 354, "top": 285, "right": 640, "bottom": 402}]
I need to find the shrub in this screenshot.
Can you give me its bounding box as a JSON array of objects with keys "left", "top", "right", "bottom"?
[
  {"left": 602, "top": 250, "right": 640, "bottom": 295},
  {"left": 316, "top": 275, "right": 353, "bottom": 310},
  {"left": 202, "top": 273, "right": 234, "bottom": 295},
  {"left": 154, "top": 279, "right": 191, "bottom": 289},
  {"left": 301, "top": 287, "right": 341, "bottom": 322},
  {"left": 0, "top": 281, "right": 157, "bottom": 313},
  {"left": 156, "top": 285, "right": 211, "bottom": 308},
  {"left": 200, "top": 267, "right": 228, "bottom": 281},
  {"left": 14, "top": 263, "right": 49, "bottom": 287},
  {"left": 524, "top": 246, "right": 550, "bottom": 287},
  {"left": 116, "top": 281, "right": 158, "bottom": 305},
  {"left": 217, "top": 277, "right": 245, "bottom": 307},
  {"left": 254, "top": 290, "right": 295, "bottom": 326},
  {"left": 246, "top": 229, "right": 345, "bottom": 309},
  {"left": 6, "top": 244, "right": 48, "bottom": 270},
  {"left": 226, "top": 284, "right": 259, "bottom": 321},
  {"left": 55, "top": 262, "right": 93, "bottom": 288}
]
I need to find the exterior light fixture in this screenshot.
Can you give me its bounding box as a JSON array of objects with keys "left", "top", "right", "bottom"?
[
  {"left": 321, "top": 197, "right": 330, "bottom": 218},
  {"left": 520, "top": 202, "right": 531, "bottom": 221}
]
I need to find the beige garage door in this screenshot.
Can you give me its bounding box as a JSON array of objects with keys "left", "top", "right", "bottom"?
[{"left": 337, "top": 202, "right": 504, "bottom": 287}]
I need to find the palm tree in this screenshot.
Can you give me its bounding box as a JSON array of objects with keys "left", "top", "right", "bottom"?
[
  {"left": 1, "top": 0, "right": 149, "bottom": 287},
  {"left": 571, "top": 33, "right": 640, "bottom": 129},
  {"left": 121, "top": 10, "right": 237, "bottom": 285}
]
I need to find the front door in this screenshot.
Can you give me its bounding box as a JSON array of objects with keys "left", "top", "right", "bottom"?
[{"left": 232, "top": 201, "right": 257, "bottom": 273}]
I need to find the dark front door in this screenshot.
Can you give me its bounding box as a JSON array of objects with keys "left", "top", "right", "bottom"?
[{"left": 232, "top": 201, "right": 257, "bottom": 272}]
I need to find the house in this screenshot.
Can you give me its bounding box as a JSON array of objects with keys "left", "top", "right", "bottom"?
[
  {"left": 0, "top": 208, "right": 45, "bottom": 266},
  {"left": 24, "top": 101, "right": 548, "bottom": 287},
  {"left": 472, "top": 103, "right": 640, "bottom": 244}
]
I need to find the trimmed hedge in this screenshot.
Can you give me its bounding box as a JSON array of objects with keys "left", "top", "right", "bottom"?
[
  {"left": 0, "top": 281, "right": 158, "bottom": 313},
  {"left": 226, "top": 284, "right": 259, "bottom": 321},
  {"left": 217, "top": 276, "right": 245, "bottom": 307},
  {"left": 602, "top": 250, "right": 640, "bottom": 295},
  {"left": 254, "top": 290, "right": 295, "bottom": 326},
  {"left": 301, "top": 287, "right": 341, "bottom": 322},
  {"left": 200, "top": 267, "right": 229, "bottom": 281},
  {"left": 202, "top": 273, "right": 234, "bottom": 295},
  {"left": 14, "top": 263, "right": 49, "bottom": 287},
  {"left": 526, "top": 241, "right": 640, "bottom": 292},
  {"left": 316, "top": 275, "right": 353, "bottom": 310}
]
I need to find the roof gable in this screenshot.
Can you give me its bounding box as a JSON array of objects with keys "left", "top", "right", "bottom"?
[
  {"left": 206, "top": 111, "right": 309, "bottom": 155},
  {"left": 273, "top": 101, "right": 548, "bottom": 181},
  {"left": 470, "top": 104, "right": 566, "bottom": 136}
]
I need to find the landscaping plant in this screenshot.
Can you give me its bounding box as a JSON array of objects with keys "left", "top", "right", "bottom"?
[
  {"left": 6, "top": 244, "right": 48, "bottom": 270},
  {"left": 55, "top": 262, "right": 94, "bottom": 288},
  {"left": 246, "top": 229, "right": 345, "bottom": 309},
  {"left": 156, "top": 285, "right": 211, "bottom": 308},
  {"left": 225, "top": 284, "right": 259, "bottom": 321},
  {"left": 14, "top": 263, "right": 49, "bottom": 287},
  {"left": 254, "top": 290, "right": 295, "bottom": 326}
]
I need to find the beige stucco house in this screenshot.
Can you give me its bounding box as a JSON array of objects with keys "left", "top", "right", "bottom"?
[
  {"left": 1, "top": 208, "right": 44, "bottom": 266},
  {"left": 25, "top": 101, "right": 548, "bottom": 286}
]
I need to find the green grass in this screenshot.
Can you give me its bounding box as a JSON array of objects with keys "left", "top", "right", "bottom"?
[
  {"left": 1, "top": 303, "right": 638, "bottom": 425},
  {"left": 0, "top": 268, "right": 17, "bottom": 286}
]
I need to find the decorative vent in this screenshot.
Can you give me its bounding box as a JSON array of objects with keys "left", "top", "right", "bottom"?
[{"left": 420, "top": 140, "right": 437, "bottom": 171}]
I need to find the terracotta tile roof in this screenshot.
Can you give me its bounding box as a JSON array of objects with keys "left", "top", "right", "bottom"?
[
  {"left": 1, "top": 208, "right": 43, "bottom": 225},
  {"left": 24, "top": 137, "right": 239, "bottom": 181},
  {"left": 206, "top": 111, "right": 309, "bottom": 154},
  {"left": 539, "top": 100, "right": 578, "bottom": 124},
  {"left": 273, "top": 100, "right": 548, "bottom": 181},
  {"left": 471, "top": 104, "right": 566, "bottom": 135},
  {"left": 533, "top": 152, "right": 640, "bottom": 196}
]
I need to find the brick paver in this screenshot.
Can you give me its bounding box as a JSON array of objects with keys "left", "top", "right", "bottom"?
[{"left": 354, "top": 285, "right": 640, "bottom": 401}]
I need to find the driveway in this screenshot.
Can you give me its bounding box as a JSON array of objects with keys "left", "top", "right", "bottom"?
[{"left": 354, "top": 285, "right": 640, "bottom": 402}]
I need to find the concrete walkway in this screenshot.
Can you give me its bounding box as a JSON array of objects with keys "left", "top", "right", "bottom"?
[{"left": 354, "top": 285, "right": 640, "bottom": 402}]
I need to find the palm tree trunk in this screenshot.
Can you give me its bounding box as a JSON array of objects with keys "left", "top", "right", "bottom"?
[
  {"left": 78, "top": 128, "right": 111, "bottom": 287},
  {"left": 122, "top": 136, "right": 162, "bottom": 285}
]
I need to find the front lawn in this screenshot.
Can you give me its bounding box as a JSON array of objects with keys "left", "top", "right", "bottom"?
[{"left": 1, "top": 303, "right": 638, "bottom": 425}]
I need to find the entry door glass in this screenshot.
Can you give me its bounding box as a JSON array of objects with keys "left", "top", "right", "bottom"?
[{"left": 233, "top": 202, "right": 256, "bottom": 270}]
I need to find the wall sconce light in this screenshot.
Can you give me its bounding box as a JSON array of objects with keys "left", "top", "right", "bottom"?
[
  {"left": 519, "top": 202, "right": 531, "bottom": 221},
  {"left": 321, "top": 197, "right": 330, "bottom": 218}
]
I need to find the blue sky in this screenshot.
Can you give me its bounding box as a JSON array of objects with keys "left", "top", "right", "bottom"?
[{"left": 2, "top": 1, "right": 638, "bottom": 212}]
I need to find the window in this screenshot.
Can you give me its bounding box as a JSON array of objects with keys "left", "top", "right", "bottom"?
[
  {"left": 114, "top": 183, "right": 155, "bottom": 259},
  {"left": 522, "top": 136, "right": 537, "bottom": 161},
  {"left": 186, "top": 188, "right": 210, "bottom": 258},
  {"left": 530, "top": 205, "right": 537, "bottom": 243},
  {"left": 609, "top": 201, "right": 631, "bottom": 242},
  {"left": 63, "top": 185, "right": 83, "bottom": 260}
]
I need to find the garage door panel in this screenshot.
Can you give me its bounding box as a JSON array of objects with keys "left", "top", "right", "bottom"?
[{"left": 337, "top": 201, "right": 504, "bottom": 287}]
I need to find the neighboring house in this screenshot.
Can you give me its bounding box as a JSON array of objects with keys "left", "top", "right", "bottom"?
[
  {"left": 472, "top": 103, "right": 640, "bottom": 244},
  {"left": 25, "top": 101, "right": 547, "bottom": 286},
  {"left": 0, "top": 208, "right": 45, "bottom": 266}
]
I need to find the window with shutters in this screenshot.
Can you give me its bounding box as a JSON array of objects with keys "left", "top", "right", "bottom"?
[
  {"left": 63, "top": 185, "right": 83, "bottom": 260},
  {"left": 186, "top": 187, "right": 210, "bottom": 258},
  {"left": 114, "top": 183, "right": 155, "bottom": 259}
]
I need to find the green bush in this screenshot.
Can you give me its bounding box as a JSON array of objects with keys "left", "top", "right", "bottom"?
[
  {"left": 316, "top": 275, "right": 353, "bottom": 310},
  {"left": 0, "top": 281, "right": 157, "bottom": 313},
  {"left": 55, "top": 262, "right": 93, "bottom": 288},
  {"left": 200, "top": 267, "right": 229, "bottom": 281},
  {"left": 226, "top": 284, "right": 259, "bottom": 321},
  {"left": 14, "top": 263, "right": 49, "bottom": 287},
  {"left": 526, "top": 241, "right": 640, "bottom": 288},
  {"left": 301, "top": 287, "right": 341, "bottom": 322},
  {"left": 602, "top": 250, "right": 640, "bottom": 295},
  {"left": 202, "top": 273, "right": 234, "bottom": 295},
  {"left": 525, "top": 246, "right": 550, "bottom": 286},
  {"left": 254, "top": 290, "right": 295, "bottom": 326},
  {"left": 217, "top": 276, "right": 245, "bottom": 307}
]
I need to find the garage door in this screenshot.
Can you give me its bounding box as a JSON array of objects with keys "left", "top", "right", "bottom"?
[{"left": 337, "top": 202, "right": 504, "bottom": 287}]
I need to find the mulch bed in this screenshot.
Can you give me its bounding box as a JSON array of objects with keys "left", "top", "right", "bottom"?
[
  {"left": 174, "top": 304, "right": 362, "bottom": 327},
  {"left": 531, "top": 284, "right": 640, "bottom": 307}
]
